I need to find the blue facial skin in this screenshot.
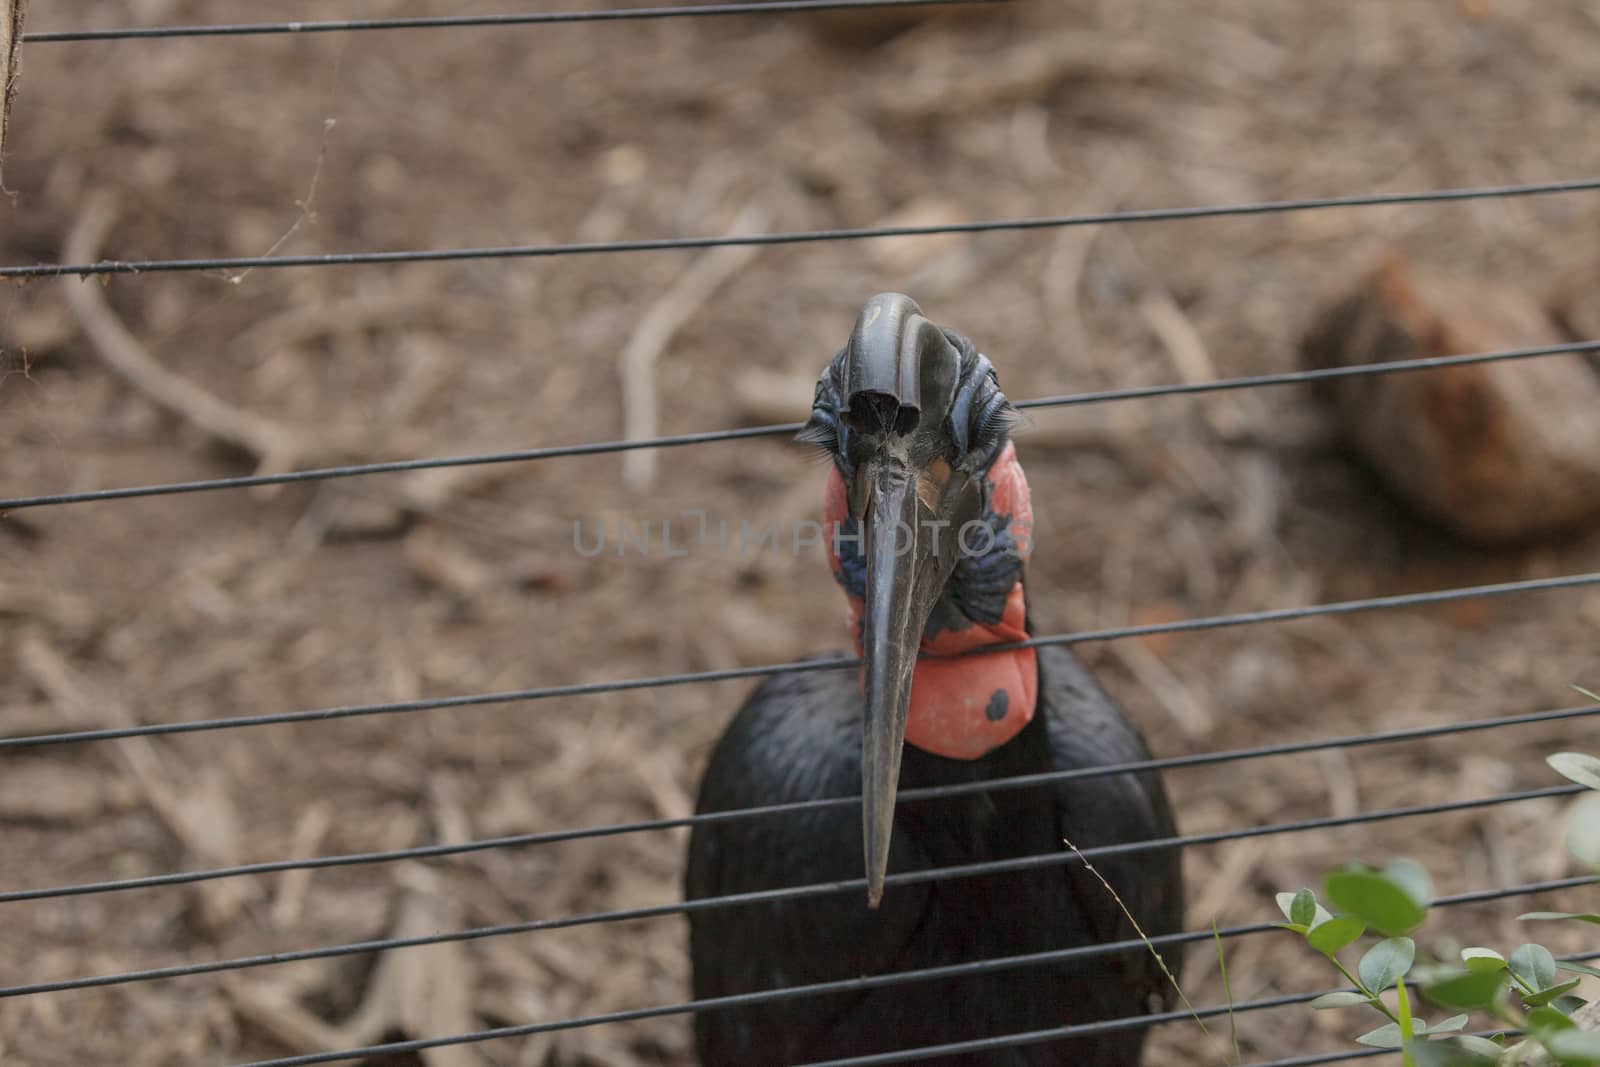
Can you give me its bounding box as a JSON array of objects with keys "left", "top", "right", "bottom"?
[{"left": 830, "top": 487, "right": 1023, "bottom": 642}]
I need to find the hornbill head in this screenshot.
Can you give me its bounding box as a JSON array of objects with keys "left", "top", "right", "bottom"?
[{"left": 799, "top": 293, "right": 1024, "bottom": 907}]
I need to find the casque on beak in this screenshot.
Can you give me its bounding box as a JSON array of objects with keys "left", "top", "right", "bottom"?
[{"left": 835, "top": 294, "right": 982, "bottom": 907}]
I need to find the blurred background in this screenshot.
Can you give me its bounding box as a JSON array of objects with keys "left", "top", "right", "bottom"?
[{"left": 2, "top": 1, "right": 1600, "bottom": 1064}]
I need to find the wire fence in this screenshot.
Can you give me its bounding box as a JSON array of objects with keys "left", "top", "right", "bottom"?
[
  {"left": 1, "top": 336, "right": 1596, "bottom": 511},
  {"left": 6, "top": 3, "right": 1600, "bottom": 1066},
  {"left": 20, "top": 0, "right": 1013, "bottom": 44},
  {"left": 5, "top": 176, "right": 1600, "bottom": 281},
  {"left": 0, "top": 789, "right": 1587, "bottom": 1001}
]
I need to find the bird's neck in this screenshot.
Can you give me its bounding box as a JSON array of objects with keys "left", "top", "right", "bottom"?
[{"left": 826, "top": 441, "right": 1040, "bottom": 761}]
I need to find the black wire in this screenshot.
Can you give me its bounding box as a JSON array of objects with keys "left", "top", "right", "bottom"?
[
  {"left": 2, "top": 336, "right": 1593, "bottom": 513},
  {"left": 1011, "top": 338, "right": 1600, "bottom": 413},
  {"left": 233, "top": 995, "right": 1315, "bottom": 1067},
  {"left": 1246, "top": 1052, "right": 1389, "bottom": 1067},
  {"left": 1, "top": 787, "right": 1582, "bottom": 1000},
  {"left": 224, "top": 938, "right": 1600, "bottom": 1067},
  {"left": 6, "top": 701, "right": 1596, "bottom": 906},
  {"left": 793, "top": 993, "right": 1320, "bottom": 1067},
  {"left": 3, "top": 570, "right": 1596, "bottom": 752},
  {"left": 6, "top": 178, "right": 1598, "bottom": 280},
  {"left": 0, "top": 422, "right": 804, "bottom": 511},
  {"left": 1245, "top": 1032, "right": 1521, "bottom": 1067},
  {"left": 23, "top": 0, "right": 1008, "bottom": 43}
]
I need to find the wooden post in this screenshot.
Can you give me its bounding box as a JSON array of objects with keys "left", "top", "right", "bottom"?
[{"left": 1, "top": 0, "right": 27, "bottom": 178}]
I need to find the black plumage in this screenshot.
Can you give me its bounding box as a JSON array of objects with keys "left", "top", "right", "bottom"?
[{"left": 686, "top": 642, "right": 1182, "bottom": 1066}]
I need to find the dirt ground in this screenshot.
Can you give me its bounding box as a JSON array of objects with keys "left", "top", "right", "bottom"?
[{"left": 3, "top": 1, "right": 1600, "bottom": 1064}]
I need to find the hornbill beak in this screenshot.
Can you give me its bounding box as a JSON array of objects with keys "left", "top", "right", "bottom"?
[
  {"left": 859, "top": 450, "right": 942, "bottom": 908},
  {"left": 839, "top": 294, "right": 977, "bottom": 908}
]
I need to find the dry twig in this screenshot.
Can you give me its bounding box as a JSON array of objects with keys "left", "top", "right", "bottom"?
[
  {"left": 270, "top": 803, "right": 333, "bottom": 930},
  {"left": 16, "top": 631, "right": 255, "bottom": 929},
  {"left": 619, "top": 200, "right": 768, "bottom": 492},
  {"left": 61, "top": 191, "right": 315, "bottom": 474},
  {"left": 226, "top": 865, "right": 479, "bottom": 1067},
  {"left": 0, "top": 0, "right": 24, "bottom": 180}
]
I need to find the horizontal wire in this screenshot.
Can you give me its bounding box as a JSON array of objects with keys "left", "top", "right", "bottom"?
[
  {"left": 6, "top": 700, "right": 1596, "bottom": 905},
  {"left": 233, "top": 994, "right": 1314, "bottom": 1067},
  {"left": 5, "top": 177, "right": 1598, "bottom": 280},
  {"left": 23, "top": 0, "right": 1008, "bottom": 43},
  {"left": 1011, "top": 338, "right": 1600, "bottom": 412},
  {"left": 1, "top": 787, "right": 1582, "bottom": 1000},
  {"left": 1, "top": 335, "right": 1593, "bottom": 512},
  {"left": 1247, "top": 1052, "right": 1389, "bottom": 1067},
  {"left": 2, "top": 570, "right": 1596, "bottom": 752},
  {"left": 1245, "top": 1030, "right": 1522, "bottom": 1067},
  {"left": 227, "top": 928, "right": 1598, "bottom": 1067},
  {"left": 794, "top": 993, "right": 1320, "bottom": 1067},
  {"left": 0, "top": 422, "right": 803, "bottom": 511}
]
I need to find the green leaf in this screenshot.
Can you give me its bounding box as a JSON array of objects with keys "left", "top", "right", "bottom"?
[
  {"left": 1325, "top": 866, "right": 1429, "bottom": 935},
  {"left": 1559, "top": 960, "right": 1600, "bottom": 979},
  {"left": 1308, "top": 915, "right": 1366, "bottom": 957},
  {"left": 1385, "top": 859, "right": 1434, "bottom": 907},
  {"left": 1553, "top": 995, "right": 1589, "bottom": 1015},
  {"left": 1410, "top": 962, "right": 1464, "bottom": 986},
  {"left": 1414, "top": 1043, "right": 1497, "bottom": 1067},
  {"left": 1451, "top": 1035, "right": 1507, "bottom": 1058},
  {"left": 1509, "top": 943, "right": 1559, "bottom": 992},
  {"left": 1409, "top": 1040, "right": 1496, "bottom": 1067},
  {"left": 1423, "top": 967, "right": 1509, "bottom": 1012},
  {"left": 1356, "top": 1021, "right": 1403, "bottom": 1048},
  {"left": 1520, "top": 912, "right": 1600, "bottom": 925},
  {"left": 1541, "top": 1029, "right": 1600, "bottom": 1063},
  {"left": 1310, "top": 990, "right": 1370, "bottom": 1009},
  {"left": 1429, "top": 1014, "right": 1469, "bottom": 1033},
  {"left": 1523, "top": 977, "right": 1582, "bottom": 1007},
  {"left": 1527, "top": 1004, "right": 1578, "bottom": 1035},
  {"left": 1566, "top": 793, "right": 1600, "bottom": 867},
  {"left": 1276, "top": 890, "right": 1333, "bottom": 929},
  {"left": 1548, "top": 751, "right": 1600, "bottom": 791},
  {"left": 1361, "top": 937, "right": 1417, "bottom": 992},
  {"left": 1460, "top": 947, "right": 1506, "bottom": 973},
  {"left": 1291, "top": 888, "right": 1317, "bottom": 927}
]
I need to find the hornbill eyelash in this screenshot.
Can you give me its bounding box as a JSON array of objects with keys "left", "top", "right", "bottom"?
[
  {"left": 977, "top": 399, "right": 1018, "bottom": 444},
  {"left": 794, "top": 417, "right": 840, "bottom": 458}
]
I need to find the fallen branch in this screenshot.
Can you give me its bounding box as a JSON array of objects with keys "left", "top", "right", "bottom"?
[
  {"left": 619, "top": 199, "right": 768, "bottom": 492},
  {"left": 225, "top": 865, "right": 479, "bottom": 1067},
  {"left": 881, "top": 37, "right": 1174, "bottom": 118},
  {"left": 16, "top": 631, "right": 255, "bottom": 930},
  {"left": 61, "top": 190, "right": 316, "bottom": 474},
  {"left": 0, "top": 0, "right": 24, "bottom": 181},
  {"left": 58, "top": 187, "right": 709, "bottom": 526}
]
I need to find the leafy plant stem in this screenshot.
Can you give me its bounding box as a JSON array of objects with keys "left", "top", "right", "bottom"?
[{"left": 1328, "top": 957, "right": 1398, "bottom": 1024}]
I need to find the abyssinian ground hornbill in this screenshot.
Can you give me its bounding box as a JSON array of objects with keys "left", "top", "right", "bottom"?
[{"left": 686, "top": 293, "right": 1183, "bottom": 1066}]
